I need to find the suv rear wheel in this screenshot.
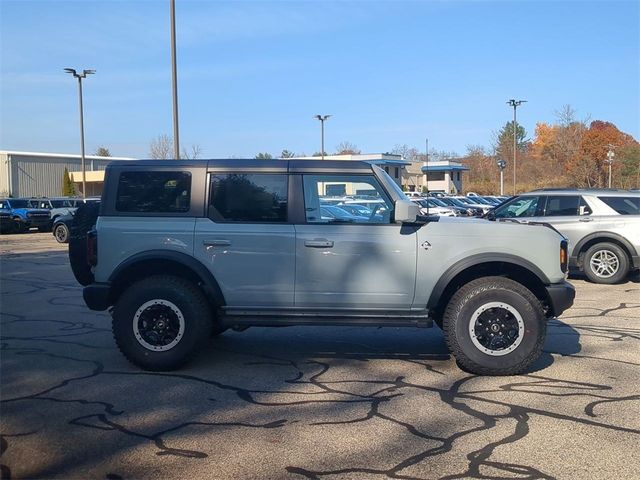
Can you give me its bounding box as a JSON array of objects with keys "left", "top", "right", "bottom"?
[
  {"left": 53, "top": 223, "right": 70, "bottom": 243},
  {"left": 112, "top": 275, "right": 213, "bottom": 371},
  {"left": 583, "top": 242, "right": 629, "bottom": 284},
  {"left": 443, "top": 276, "right": 545, "bottom": 376}
]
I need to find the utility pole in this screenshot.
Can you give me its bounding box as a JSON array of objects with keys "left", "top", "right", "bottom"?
[
  {"left": 606, "top": 145, "right": 616, "bottom": 188},
  {"left": 170, "top": 0, "right": 180, "bottom": 159},
  {"left": 64, "top": 68, "right": 95, "bottom": 198},
  {"left": 496, "top": 159, "right": 507, "bottom": 195},
  {"left": 314, "top": 115, "right": 331, "bottom": 160},
  {"left": 507, "top": 99, "right": 526, "bottom": 195}
]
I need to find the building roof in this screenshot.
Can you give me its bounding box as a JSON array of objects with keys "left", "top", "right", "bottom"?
[
  {"left": 421, "top": 160, "right": 469, "bottom": 173},
  {"left": 0, "top": 150, "right": 135, "bottom": 161}
]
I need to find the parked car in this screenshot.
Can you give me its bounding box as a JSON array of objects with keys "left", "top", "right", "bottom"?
[
  {"left": 0, "top": 198, "right": 52, "bottom": 232},
  {"left": 452, "top": 196, "right": 493, "bottom": 215},
  {"left": 74, "top": 159, "right": 574, "bottom": 375},
  {"left": 410, "top": 198, "right": 457, "bottom": 216},
  {"left": 0, "top": 206, "right": 18, "bottom": 233},
  {"left": 31, "top": 197, "right": 100, "bottom": 222},
  {"left": 320, "top": 205, "right": 369, "bottom": 222},
  {"left": 488, "top": 189, "right": 640, "bottom": 283},
  {"left": 52, "top": 214, "right": 74, "bottom": 243}
]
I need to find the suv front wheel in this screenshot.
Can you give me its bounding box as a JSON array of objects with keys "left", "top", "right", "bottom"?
[
  {"left": 112, "top": 275, "right": 213, "bottom": 371},
  {"left": 443, "top": 276, "right": 545, "bottom": 376}
]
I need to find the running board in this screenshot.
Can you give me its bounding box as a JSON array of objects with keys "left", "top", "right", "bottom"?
[{"left": 219, "top": 307, "right": 433, "bottom": 328}]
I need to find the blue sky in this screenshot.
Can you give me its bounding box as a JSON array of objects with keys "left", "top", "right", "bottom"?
[{"left": 1, "top": 0, "right": 638, "bottom": 159}]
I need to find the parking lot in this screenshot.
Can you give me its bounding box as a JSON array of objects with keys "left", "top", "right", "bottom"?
[{"left": 1, "top": 232, "right": 639, "bottom": 479}]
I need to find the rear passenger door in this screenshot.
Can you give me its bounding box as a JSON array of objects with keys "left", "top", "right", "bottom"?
[
  {"left": 540, "top": 195, "right": 593, "bottom": 248},
  {"left": 194, "top": 171, "right": 295, "bottom": 307}
]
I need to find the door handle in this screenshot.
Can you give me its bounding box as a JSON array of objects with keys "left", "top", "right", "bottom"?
[
  {"left": 203, "top": 239, "right": 231, "bottom": 247},
  {"left": 579, "top": 217, "right": 593, "bottom": 222},
  {"left": 304, "top": 239, "right": 334, "bottom": 248}
]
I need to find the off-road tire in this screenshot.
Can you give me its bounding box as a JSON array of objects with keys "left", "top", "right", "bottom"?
[
  {"left": 68, "top": 202, "right": 100, "bottom": 286},
  {"left": 53, "top": 223, "right": 70, "bottom": 243},
  {"left": 583, "top": 242, "right": 629, "bottom": 284},
  {"left": 443, "top": 276, "right": 545, "bottom": 376},
  {"left": 112, "top": 275, "right": 213, "bottom": 371}
]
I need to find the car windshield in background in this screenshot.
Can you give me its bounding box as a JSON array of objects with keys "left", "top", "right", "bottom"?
[
  {"left": 600, "top": 196, "right": 640, "bottom": 215},
  {"left": 7, "top": 200, "right": 30, "bottom": 208},
  {"left": 494, "top": 196, "right": 542, "bottom": 218}
]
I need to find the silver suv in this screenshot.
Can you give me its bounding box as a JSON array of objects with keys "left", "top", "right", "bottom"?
[
  {"left": 75, "top": 159, "right": 575, "bottom": 375},
  {"left": 489, "top": 189, "right": 640, "bottom": 284}
]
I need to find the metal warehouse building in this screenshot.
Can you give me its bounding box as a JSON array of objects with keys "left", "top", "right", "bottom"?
[{"left": 0, "top": 151, "right": 135, "bottom": 198}]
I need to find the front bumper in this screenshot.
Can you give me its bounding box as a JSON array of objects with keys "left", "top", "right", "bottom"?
[
  {"left": 545, "top": 281, "right": 576, "bottom": 318},
  {"left": 83, "top": 283, "right": 111, "bottom": 311}
]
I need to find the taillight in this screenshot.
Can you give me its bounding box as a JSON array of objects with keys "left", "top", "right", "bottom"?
[
  {"left": 560, "top": 240, "right": 568, "bottom": 273},
  {"left": 87, "top": 229, "right": 98, "bottom": 267}
]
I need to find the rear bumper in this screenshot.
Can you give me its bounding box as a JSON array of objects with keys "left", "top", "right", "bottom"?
[
  {"left": 545, "top": 281, "right": 576, "bottom": 318},
  {"left": 83, "top": 283, "right": 111, "bottom": 311}
]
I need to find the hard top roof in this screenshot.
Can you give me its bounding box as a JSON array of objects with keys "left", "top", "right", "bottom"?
[
  {"left": 526, "top": 188, "right": 640, "bottom": 197},
  {"left": 105, "top": 158, "right": 376, "bottom": 173}
]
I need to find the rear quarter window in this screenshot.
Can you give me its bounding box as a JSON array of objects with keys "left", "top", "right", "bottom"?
[
  {"left": 116, "top": 171, "right": 191, "bottom": 213},
  {"left": 599, "top": 196, "right": 640, "bottom": 215}
]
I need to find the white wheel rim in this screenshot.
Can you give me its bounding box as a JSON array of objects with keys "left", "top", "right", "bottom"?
[
  {"left": 589, "top": 250, "right": 619, "bottom": 278},
  {"left": 468, "top": 301, "right": 525, "bottom": 356},
  {"left": 133, "top": 299, "right": 185, "bottom": 352}
]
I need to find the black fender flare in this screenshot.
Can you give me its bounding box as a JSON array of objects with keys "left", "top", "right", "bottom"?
[
  {"left": 426, "top": 253, "right": 551, "bottom": 309},
  {"left": 571, "top": 231, "right": 638, "bottom": 260},
  {"left": 108, "top": 250, "right": 226, "bottom": 306}
]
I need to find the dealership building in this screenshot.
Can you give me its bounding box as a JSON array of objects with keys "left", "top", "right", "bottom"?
[{"left": 0, "top": 150, "right": 135, "bottom": 198}]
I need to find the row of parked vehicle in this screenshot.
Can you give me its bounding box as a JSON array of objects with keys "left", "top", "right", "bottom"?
[
  {"left": 405, "top": 192, "right": 511, "bottom": 217},
  {"left": 0, "top": 197, "right": 99, "bottom": 240}
]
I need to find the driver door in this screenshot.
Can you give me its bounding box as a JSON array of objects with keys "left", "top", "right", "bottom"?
[{"left": 294, "top": 173, "right": 418, "bottom": 309}]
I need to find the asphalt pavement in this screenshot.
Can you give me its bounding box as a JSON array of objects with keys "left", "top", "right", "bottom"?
[{"left": 1, "top": 233, "right": 639, "bottom": 479}]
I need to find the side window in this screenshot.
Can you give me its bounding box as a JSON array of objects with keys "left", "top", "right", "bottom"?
[
  {"left": 599, "top": 196, "right": 640, "bottom": 215},
  {"left": 302, "top": 175, "right": 393, "bottom": 224},
  {"left": 544, "top": 195, "right": 580, "bottom": 216},
  {"left": 209, "top": 174, "right": 288, "bottom": 223},
  {"left": 579, "top": 197, "right": 592, "bottom": 215},
  {"left": 494, "top": 196, "right": 543, "bottom": 218},
  {"left": 116, "top": 171, "right": 191, "bottom": 213}
]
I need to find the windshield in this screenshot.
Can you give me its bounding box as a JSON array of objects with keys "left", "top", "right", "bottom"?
[
  {"left": 8, "top": 199, "right": 30, "bottom": 208},
  {"left": 373, "top": 164, "right": 406, "bottom": 199},
  {"left": 494, "top": 196, "right": 542, "bottom": 218}
]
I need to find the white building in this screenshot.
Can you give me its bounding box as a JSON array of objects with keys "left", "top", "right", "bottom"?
[{"left": 0, "top": 151, "right": 135, "bottom": 197}]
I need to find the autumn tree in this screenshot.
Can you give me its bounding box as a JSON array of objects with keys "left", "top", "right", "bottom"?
[{"left": 567, "top": 121, "right": 638, "bottom": 188}]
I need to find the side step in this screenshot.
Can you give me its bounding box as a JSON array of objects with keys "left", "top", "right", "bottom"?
[{"left": 219, "top": 307, "right": 433, "bottom": 328}]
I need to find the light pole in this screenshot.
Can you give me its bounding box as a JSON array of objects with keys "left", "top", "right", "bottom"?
[
  {"left": 424, "top": 138, "right": 429, "bottom": 195},
  {"left": 496, "top": 159, "right": 507, "bottom": 196},
  {"left": 606, "top": 146, "right": 615, "bottom": 188},
  {"left": 507, "top": 99, "right": 526, "bottom": 195},
  {"left": 64, "top": 68, "right": 95, "bottom": 198},
  {"left": 170, "top": 0, "right": 180, "bottom": 159},
  {"left": 314, "top": 115, "right": 331, "bottom": 160}
]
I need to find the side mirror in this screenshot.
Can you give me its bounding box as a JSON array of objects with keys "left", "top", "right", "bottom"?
[{"left": 395, "top": 199, "right": 420, "bottom": 223}]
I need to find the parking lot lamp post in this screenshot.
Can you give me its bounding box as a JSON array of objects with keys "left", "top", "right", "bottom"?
[
  {"left": 507, "top": 99, "right": 526, "bottom": 195},
  {"left": 314, "top": 115, "right": 331, "bottom": 160},
  {"left": 64, "top": 68, "right": 95, "bottom": 198},
  {"left": 606, "top": 148, "right": 615, "bottom": 188},
  {"left": 496, "top": 159, "right": 507, "bottom": 195}
]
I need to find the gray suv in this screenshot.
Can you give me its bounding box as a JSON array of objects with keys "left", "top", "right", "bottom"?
[
  {"left": 76, "top": 159, "right": 575, "bottom": 375},
  {"left": 489, "top": 189, "right": 640, "bottom": 284}
]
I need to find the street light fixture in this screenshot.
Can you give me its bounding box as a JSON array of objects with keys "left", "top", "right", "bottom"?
[
  {"left": 606, "top": 146, "right": 615, "bottom": 188},
  {"left": 496, "top": 159, "right": 507, "bottom": 196},
  {"left": 314, "top": 115, "right": 331, "bottom": 160},
  {"left": 507, "top": 99, "right": 526, "bottom": 195},
  {"left": 64, "top": 68, "right": 95, "bottom": 198}
]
